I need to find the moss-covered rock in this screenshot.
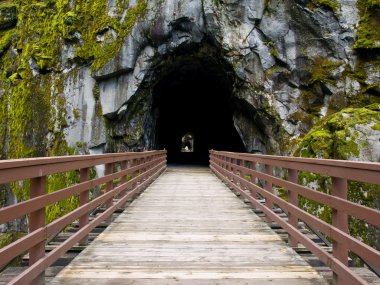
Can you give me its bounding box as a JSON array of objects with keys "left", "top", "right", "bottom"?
[
  {"left": 0, "top": 0, "right": 152, "bottom": 234},
  {"left": 309, "top": 0, "right": 341, "bottom": 13},
  {"left": 0, "top": 29, "right": 15, "bottom": 57},
  {"left": 295, "top": 104, "right": 380, "bottom": 160},
  {"left": 295, "top": 104, "right": 380, "bottom": 258},
  {"left": 0, "top": 4, "right": 17, "bottom": 30},
  {"left": 308, "top": 57, "right": 343, "bottom": 86},
  {"left": 355, "top": 0, "right": 380, "bottom": 49}
]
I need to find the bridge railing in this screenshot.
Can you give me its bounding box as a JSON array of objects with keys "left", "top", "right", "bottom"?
[
  {"left": 210, "top": 150, "right": 380, "bottom": 285},
  {"left": 0, "top": 150, "right": 167, "bottom": 285}
]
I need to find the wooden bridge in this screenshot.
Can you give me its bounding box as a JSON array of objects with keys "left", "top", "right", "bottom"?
[{"left": 0, "top": 150, "right": 379, "bottom": 285}]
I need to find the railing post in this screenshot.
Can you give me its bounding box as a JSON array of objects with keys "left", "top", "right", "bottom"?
[
  {"left": 264, "top": 164, "right": 273, "bottom": 223},
  {"left": 142, "top": 157, "right": 146, "bottom": 174},
  {"left": 240, "top": 159, "right": 246, "bottom": 192},
  {"left": 79, "top": 168, "right": 90, "bottom": 245},
  {"left": 131, "top": 159, "right": 137, "bottom": 190},
  {"left": 121, "top": 160, "right": 128, "bottom": 185},
  {"left": 226, "top": 157, "right": 230, "bottom": 177},
  {"left": 264, "top": 164, "right": 273, "bottom": 210},
  {"left": 148, "top": 154, "right": 153, "bottom": 171},
  {"left": 141, "top": 156, "right": 149, "bottom": 191},
  {"left": 332, "top": 177, "right": 348, "bottom": 285},
  {"left": 249, "top": 161, "right": 257, "bottom": 201},
  {"left": 136, "top": 158, "right": 142, "bottom": 184},
  {"left": 105, "top": 163, "right": 113, "bottom": 210},
  {"left": 230, "top": 157, "right": 235, "bottom": 182},
  {"left": 288, "top": 169, "right": 299, "bottom": 247},
  {"left": 29, "top": 176, "right": 46, "bottom": 285}
]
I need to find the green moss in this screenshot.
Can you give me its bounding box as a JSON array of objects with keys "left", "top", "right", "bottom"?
[
  {"left": 92, "top": 82, "right": 103, "bottom": 116},
  {"left": 308, "top": 0, "right": 340, "bottom": 13},
  {"left": 73, "top": 108, "right": 80, "bottom": 120},
  {"left": 334, "top": 130, "right": 360, "bottom": 158},
  {"left": 95, "top": 100, "right": 103, "bottom": 117},
  {"left": 342, "top": 57, "right": 380, "bottom": 107},
  {"left": 294, "top": 104, "right": 380, "bottom": 255},
  {"left": 296, "top": 104, "right": 380, "bottom": 159},
  {"left": 264, "top": 65, "right": 290, "bottom": 78},
  {"left": 265, "top": 40, "right": 279, "bottom": 59},
  {"left": 327, "top": 92, "right": 348, "bottom": 114},
  {"left": 74, "top": 0, "right": 148, "bottom": 72},
  {"left": 0, "top": 29, "right": 14, "bottom": 56},
  {"left": 45, "top": 171, "right": 79, "bottom": 224},
  {"left": 8, "top": 73, "right": 20, "bottom": 83},
  {"left": 298, "top": 172, "right": 333, "bottom": 225},
  {"left": 93, "top": 82, "right": 100, "bottom": 100},
  {"left": 0, "top": 0, "right": 151, "bottom": 226},
  {"left": 298, "top": 129, "right": 332, "bottom": 158},
  {"left": 301, "top": 91, "right": 319, "bottom": 112},
  {"left": 309, "top": 57, "right": 343, "bottom": 86},
  {"left": 63, "top": 11, "right": 77, "bottom": 26},
  {"left": 0, "top": 3, "right": 17, "bottom": 30},
  {"left": 4, "top": 0, "right": 147, "bottom": 76},
  {"left": 355, "top": 0, "right": 380, "bottom": 49}
]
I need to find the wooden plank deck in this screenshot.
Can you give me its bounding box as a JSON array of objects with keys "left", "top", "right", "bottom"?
[{"left": 50, "top": 166, "right": 327, "bottom": 285}]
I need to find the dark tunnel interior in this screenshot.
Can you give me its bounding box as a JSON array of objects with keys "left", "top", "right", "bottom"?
[{"left": 153, "top": 60, "right": 246, "bottom": 165}]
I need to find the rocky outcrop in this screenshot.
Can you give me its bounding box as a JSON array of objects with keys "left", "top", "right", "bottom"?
[
  {"left": 86, "top": 0, "right": 379, "bottom": 155},
  {"left": 0, "top": 0, "right": 379, "bottom": 245},
  {"left": 0, "top": 0, "right": 379, "bottom": 157},
  {"left": 295, "top": 103, "right": 380, "bottom": 161}
]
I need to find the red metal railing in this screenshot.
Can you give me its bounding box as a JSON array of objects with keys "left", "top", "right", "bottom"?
[
  {"left": 210, "top": 150, "right": 380, "bottom": 285},
  {"left": 0, "top": 150, "right": 166, "bottom": 285}
]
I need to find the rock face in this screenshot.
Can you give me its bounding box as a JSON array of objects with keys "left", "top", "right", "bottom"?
[
  {"left": 0, "top": 0, "right": 379, "bottom": 159},
  {"left": 0, "top": 0, "right": 379, "bottom": 247},
  {"left": 88, "top": 0, "right": 380, "bottom": 156}
]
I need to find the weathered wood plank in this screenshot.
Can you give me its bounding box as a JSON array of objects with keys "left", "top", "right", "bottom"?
[{"left": 49, "top": 167, "right": 327, "bottom": 285}]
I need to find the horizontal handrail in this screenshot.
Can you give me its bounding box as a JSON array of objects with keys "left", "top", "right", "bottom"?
[
  {"left": 210, "top": 150, "right": 380, "bottom": 285},
  {"left": 216, "top": 151, "right": 380, "bottom": 184},
  {"left": 0, "top": 151, "right": 161, "bottom": 184},
  {"left": 222, "top": 157, "right": 380, "bottom": 227},
  {"left": 0, "top": 150, "right": 167, "bottom": 285},
  {"left": 0, "top": 156, "right": 163, "bottom": 224}
]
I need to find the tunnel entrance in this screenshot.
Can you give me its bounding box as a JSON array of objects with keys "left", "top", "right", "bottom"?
[{"left": 153, "top": 55, "right": 245, "bottom": 165}]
